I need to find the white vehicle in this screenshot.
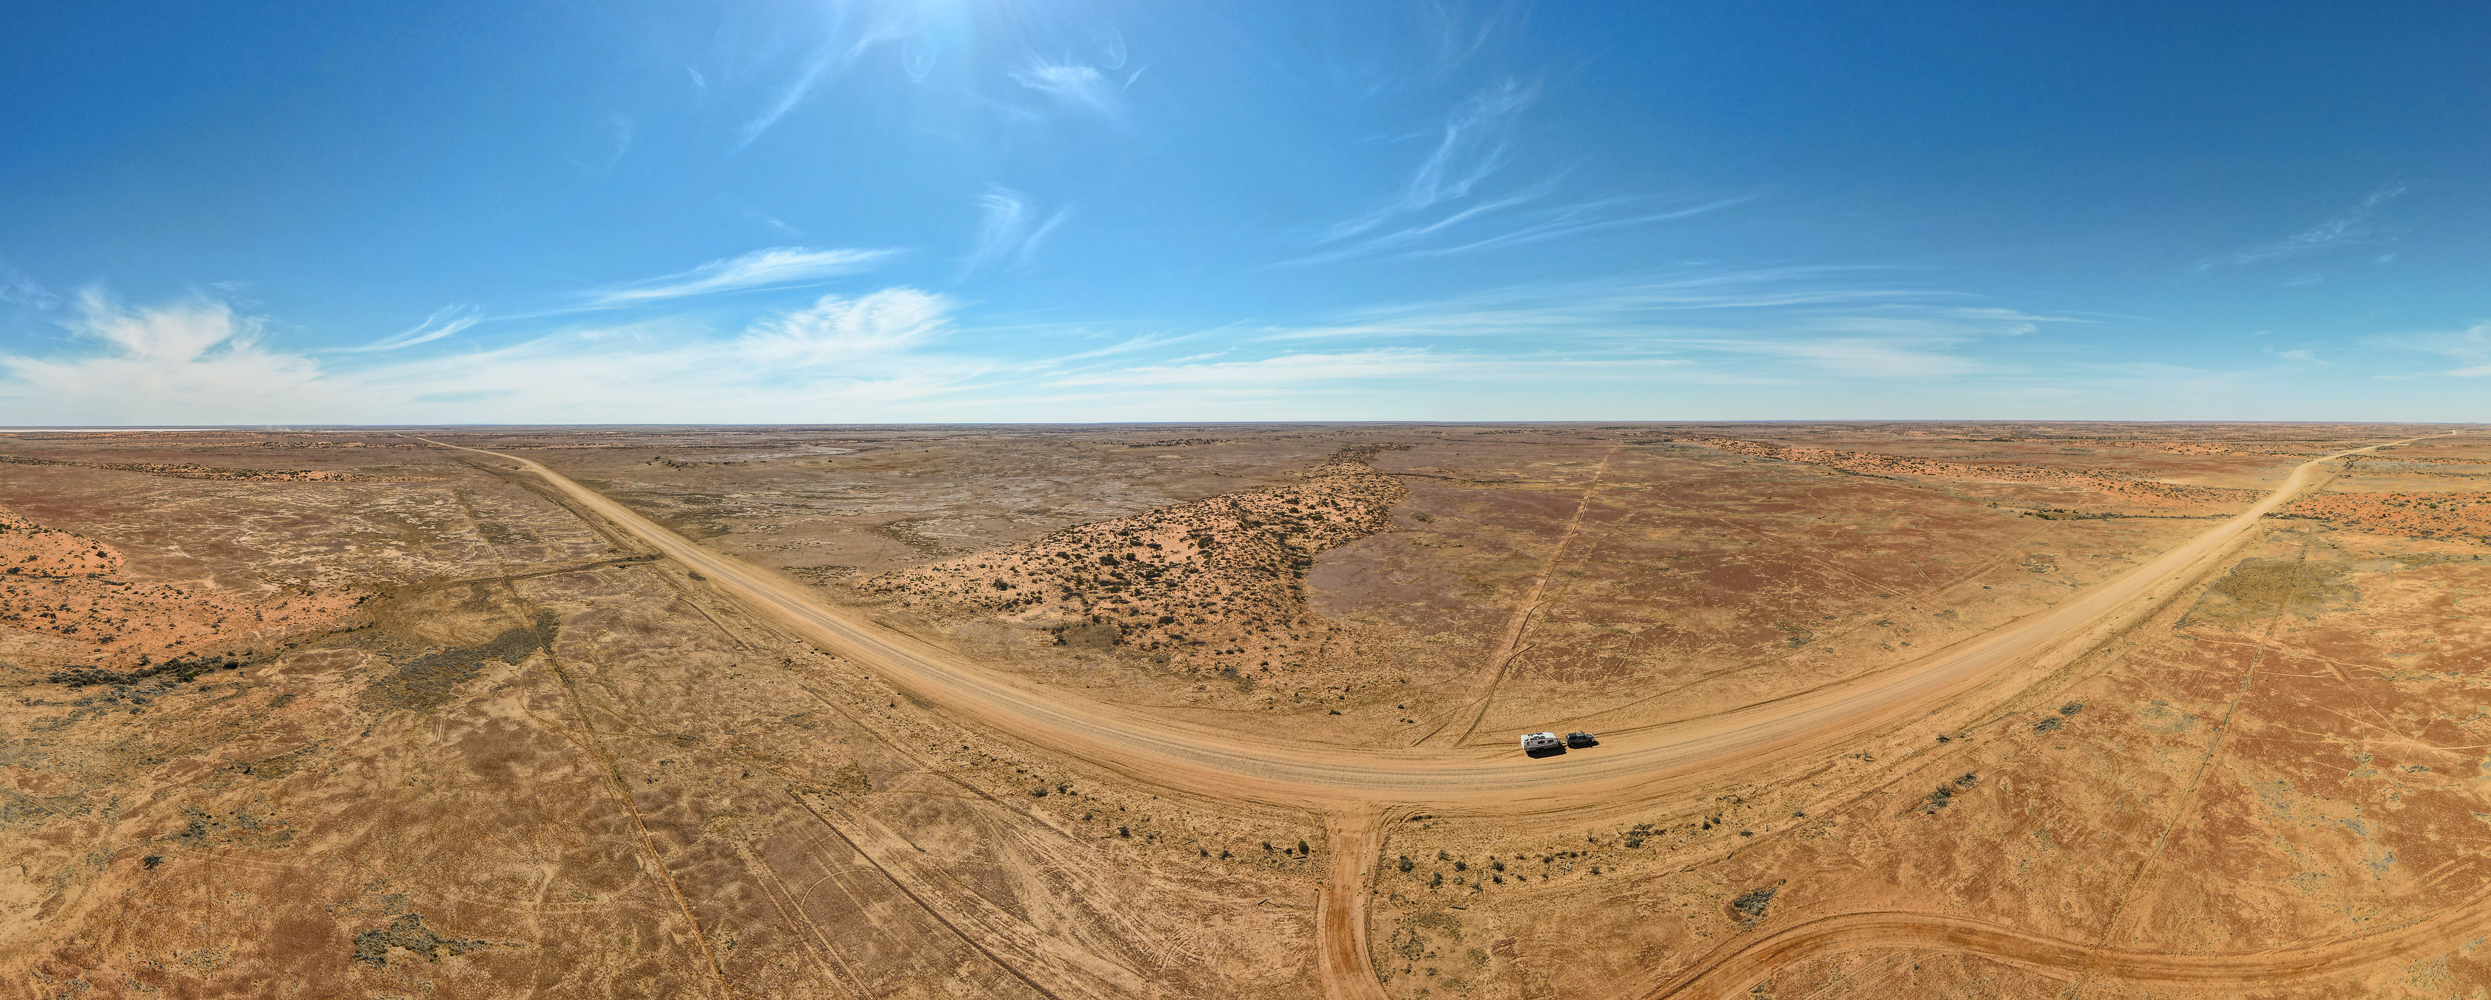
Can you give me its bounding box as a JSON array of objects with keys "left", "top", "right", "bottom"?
[{"left": 1520, "top": 731, "right": 1564, "bottom": 753}]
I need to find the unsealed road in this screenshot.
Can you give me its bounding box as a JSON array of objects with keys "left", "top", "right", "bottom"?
[
  {"left": 420, "top": 436, "right": 2406, "bottom": 814},
  {"left": 416, "top": 434, "right": 2443, "bottom": 1000}
]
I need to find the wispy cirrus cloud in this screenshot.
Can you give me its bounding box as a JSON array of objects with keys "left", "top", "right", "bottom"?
[
  {"left": 1408, "top": 195, "right": 1757, "bottom": 258},
  {"left": 0, "top": 269, "right": 2107, "bottom": 425},
  {"left": 1288, "top": 79, "right": 1750, "bottom": 267},
  {"left": 961, "top": 186, "right": 1072, "bottom": 279},
  {"left": 1281, "top": 192, "right": 1756, "bottom": 267},
  {"left": 1255, "top": 267, "right": 1975, "bottom": 339},
  {"left": 2368, "top": 321, "right": 2491, "bottom": 377},
  {"left": 0, "top": 266, "right": 57, "bottom": 310},
  {"left": 1321, "top": 78, "right": 1537, "bottom": 246},
  {"left": 1, "top": 285, "right": 981, "bottom": 425},
  {"left": 2191, "top": 184, "right": 2408, "bottom": 273},
  {"left": 588, "top": 246, "right": 902, "bottom": 307},
  {"left": 1015, "top": 330, "right": 1218, "bottom": 371},
  {"left": 1673, "top": 335, "right": 1998, "bottom": 378},
  {"left": 1048, "top": 347, "right": 1474, "bottom": 387},
  {"left": 1036, "top": 347, "right": 1703, "bottom": 399},
  {"left": 1421, "top": 1, "right": 1518, "bottom": 73},
  {"left": 733, "top": 11, "right": 910, "bottom": 149},
  {"left": 737, "top": 287, "right": 954, "bottom": 365},
  {"left": 1240, "top": 267, "right": 2080, "bottom": 381},
  {"left": 1090, "top": 25, "right": 1129, "bottom": 70},
  {"left": 1009, "top": 57, "right": 1133, "bottom": 118},
  {"left": 346, "top": 288, "right": 978, "bottom": 420},
  {"left": 345, "top": 322, "right": 983, "bottom": 423},
  {"left": 342, "top": 305, "right": 480, "bottom": 353}
]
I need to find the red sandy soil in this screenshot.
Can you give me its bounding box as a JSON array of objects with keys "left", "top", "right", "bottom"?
[
  {"left": 2284, "top": 489, "right": 2491, "bottom": 544},
  {"left": 0, "top": 453, "right": 405, "bottom": 482},
  {"left": 0, "top": 505, "right": 368, "bottom": 668},
  {"left": 1675, "top": 435, "right": 2266, "bottom": 510},
  {"left": 860, "top": 446, "right": 1408, "bottom": 686},
  {"left": 4, "top": 424, "right": 2487, "bottom": 1000},
  {"left": 2095, "top": 440, "right": 2242, "bottom": 455},
  {"left": 0, "top": 508, "right": 123, "bottom": 578}
]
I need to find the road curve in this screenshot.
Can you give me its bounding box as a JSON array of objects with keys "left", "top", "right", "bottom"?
[
  {"left": 1641, "top": 899, "right": 2491, "bottom": 999},
  {"left": 418, "top": 434, "right": 2440, "bottom": 999},
  {"left": 418, "top": 436, "right": 2405, "bottom": 812}
]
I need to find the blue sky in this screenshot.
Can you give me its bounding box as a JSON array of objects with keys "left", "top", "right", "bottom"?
[{"left": 3, "top": 1, "right": 2488, "bottom": 424}]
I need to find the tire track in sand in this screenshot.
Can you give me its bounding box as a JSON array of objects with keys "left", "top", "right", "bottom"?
[
  {"left": 1419, "top": 446, "right": 1619, "bottom": 748},
  {"left": 1638, "top": 895, "right": 2491, "bottom": 999},
  {"left": 452, "top": 506, "right": 736, "bottom": 999},
  {"left": 1317, "top": 807, "right": 1390, "bottom": 1000},
  {"left": 415, "top": 434, "right": 2445, "bottom": 1000}
]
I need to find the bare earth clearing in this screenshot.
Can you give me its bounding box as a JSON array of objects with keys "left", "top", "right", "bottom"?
[{"left": 4, "top": 422, "right": 2489, "bottom": 998}]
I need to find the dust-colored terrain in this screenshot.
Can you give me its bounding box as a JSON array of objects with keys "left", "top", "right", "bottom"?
[
  {"left": 4, "top": 422, "right": 2488, "bottom": 999},
  {"left": 1, "top": 504, "right": 369, "bottom": 673},
  {"left": 860, "top": 444, "right": 1409, "bottom": 702}
]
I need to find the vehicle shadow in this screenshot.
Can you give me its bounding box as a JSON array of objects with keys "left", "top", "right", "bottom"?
[{"left": 1525, "top": 745, "right": 1568, "bottom": 759}]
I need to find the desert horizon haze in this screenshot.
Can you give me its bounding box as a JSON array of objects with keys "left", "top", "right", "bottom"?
[{"left": 9, "top": 3, "right": 2491, "bottom": 999}]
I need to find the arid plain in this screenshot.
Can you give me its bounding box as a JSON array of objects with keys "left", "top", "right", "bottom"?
[{"left": 5, "top": 422, "right": 2489, "bottom": 999}]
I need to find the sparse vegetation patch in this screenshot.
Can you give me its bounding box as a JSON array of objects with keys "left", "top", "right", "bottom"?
[
  {"left": 351, "top": 913, "right": 487, "bottom": 967},
  {"left": 2180, "top": 557, "right": 2357, "bottom": 627},
  {"left": 863, "top": 446, "right": 1411, "bottom": 682}
]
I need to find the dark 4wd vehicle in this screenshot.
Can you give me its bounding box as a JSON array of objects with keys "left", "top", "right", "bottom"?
[{"left": 1565, "top": 731, "right": 1599, "bottom": 748}]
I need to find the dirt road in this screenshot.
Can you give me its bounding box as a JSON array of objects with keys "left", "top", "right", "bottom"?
[
  {"left": 1317, "top": 809, "right": 1391, "bottom": 1000},
  {"left": 416, "top": 435, "right": 2430, "bottom": 997},
  {"left": 418, "top": 437, "right": 2398, "bottom": 812},
  {"left": 1641, "top": 899, "right": 2491, "bottom": 999}
]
